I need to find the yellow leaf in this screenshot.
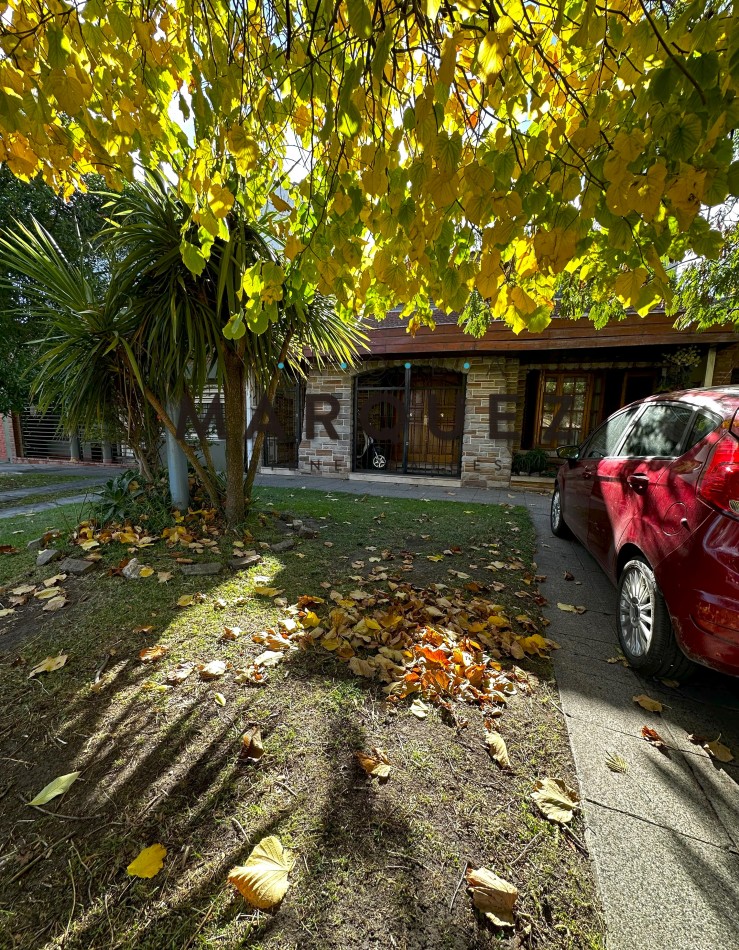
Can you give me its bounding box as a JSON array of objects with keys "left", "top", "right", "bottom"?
[
  {"left": 705, "top": 739, "right": 734, "bottom": 763},
  {"left": 28, "top": 654, "right": 67, "bottom": 678},
  {"left": 228, "top": 836, "right": 295, "bottom": 908},
  {"left": 484, "top": 730, "right": 511, "bottom": 770},
  {"left": 632, "top": 694, "right": 663, "bottom": 713},
  {"left": 614, "top": 267, "right": 648, "bottom": 309},
  {"left": 28, "top": 772, "right": 79, "bottom": 806},
  {"left": 531, "top": 777, "right": 579, "bottom": 824},
  {"left": 355, "top": 747, "right": 391, "bottom": 780},
  {"left": 253, "top": 586, "right": 283, "bottom": 597},
  {"left": 214, "top": 692, "right": 227, "bottom": 706},
  {"left": 177, "top": 594, "right": 194, "bottom": 607},
  {"left": 126, "top": 843, "right": 167, "bottom": 878},
  {"left": 139, "top": 645, "right": 168, "bottom": 663},
  {"left": 466, "top": 866, "right": 517, "bottom": 928}
]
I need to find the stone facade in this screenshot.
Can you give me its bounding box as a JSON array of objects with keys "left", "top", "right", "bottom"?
[
  {"left": 460, "top": 357, "right": 519, "bottom": 488},
  {"left": 297, "top": 369, "right": 353, "bottom": 477},
  {"left": 0, "top": 415, "right": 17, "bottom": 462},
  {"left": 712, "top": 343, "right": 739, "bottom": 386}
]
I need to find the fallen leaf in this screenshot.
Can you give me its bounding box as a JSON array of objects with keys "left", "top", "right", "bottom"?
[
  {"left": 139, "top": 645, "right": 168, "bottom": 663},
  {"left": 133, "top": 625, "right": 155, "bottom": 634},
  {"left": 177, "top": 594, "right": 194, "bottom": 607},
  {"left": 563, "top": 571, "right": 575, "bottom": 581},
  {"left": 254, "top": 650, "right": 283, "bottom": 668},
  {"left": 166, "top": 663, "right": 195, "bottom": 684},
  {"left": 11, "top": 584, "right": 36, "bottom": 596},
  {"left": 28, "top": 654, "right": 68, "bottom": 678},
  {"left": 605, "top": 752, "right": 629, "bottom": 773},
  {"left": 200, "top": 661, "right": 227, "bottom": 680},
  {"left": 531, "top": 777, "right": 579, "bottom": 824},
  {"left": 355, "top": 748, "right": 391, "bottom": 781},
  {"left": 641, "top": 725, "right": 668, "bottom": 752},
  {"left": 557, "top": 603, "right": 586, "bottom": 614},
  {"left": 214, "top": 692, "right": 227, "bottom": 706},
  {"left": 484, "top": 730, "right": 511, "bottom": 770},
  {"left": 35, "top": 587, "right": 62, "bottom": 599},
  {"left": 633, "top": 694, "right": 663, "bottom": 713},
  {"left": 466, "top": 866, "right": 517, "bottom": 928},
  {"left": 240, "top": 727, "right": 264, "bottom": 762},
  {"left": 126, "top": 843, "right": 166, "bottom": 878},
  {"left": 410, "top": 698, "right": 429, "bottom": 719},
  {"left": 253, "top": 586, "right": 283, "bottom": 597},
  {"left": 228, "top": 836, "right": 295, "bottom": 908},
  {"left": 659, "top": 679, "right": 680, "bottom": 689},
  {"left": 139, "top": 567, "right": 155, "bottom": 578},
  {"left": 28, "top": 772, "right": 80, "bottom": 806},
  {"left": 221, "top": 625, "right": 242, "bottom": 640},
  {"left": 42, "top": 597, "right": 67, "bottom": 612},
  {"left": 689, "top": 734, "right": 734, "bottom": 763},
  {"left": 348, "top": 656, "right": 376, "bottom": 678},
  {"left": 157, "top": 571, "right": 173, "bottom": 583},
  {"left": 0, "top": 608, "right": 15, "bottom": 618}
]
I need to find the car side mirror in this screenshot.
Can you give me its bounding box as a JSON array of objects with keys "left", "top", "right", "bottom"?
[{"left": 556, "top": 445, "right": 580, "bottom": 461}]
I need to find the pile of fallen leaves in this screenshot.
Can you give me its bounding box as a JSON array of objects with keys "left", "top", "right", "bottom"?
[
  {"left": 0, "top": 573, "right": 70, "bottom": 618},
  {"left": 236, "top": 581, "right": 560, "bottom": 712}
]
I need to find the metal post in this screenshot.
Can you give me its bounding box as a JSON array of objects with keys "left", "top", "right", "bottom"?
[{"left": 165, "top": 401, "right": 189, "bottom": 510}]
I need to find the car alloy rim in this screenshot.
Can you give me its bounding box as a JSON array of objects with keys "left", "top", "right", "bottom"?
[
  {"left": 619, "top": 569, "right": 654, "bottom": 657},
  {"left": 552, "top": 490, "right": 561, "bottom": 527}
]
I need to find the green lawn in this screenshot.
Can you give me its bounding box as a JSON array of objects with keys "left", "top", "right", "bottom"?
[
  {"left": 0, "top": 471, "right": 90, "bottom": 492},
  {"left": 0, "top": 488, "right": 604, "bottom": 950}
]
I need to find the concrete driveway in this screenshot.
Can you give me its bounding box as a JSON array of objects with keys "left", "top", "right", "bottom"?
[{"left": 529, "top": 496, "right": 739, "bottom": 950}]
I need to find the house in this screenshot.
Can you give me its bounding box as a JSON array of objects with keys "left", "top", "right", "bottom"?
[
  {"left": 257, "top": 307, "right": 739, "bottom": 488},
  {"left": 3, "top": 309, "right": 738, "bottom": 491}
]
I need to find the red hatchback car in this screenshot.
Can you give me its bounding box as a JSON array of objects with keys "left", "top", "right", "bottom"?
[{"left": 551, "top": 387, "right": 739, "bottom": 679}]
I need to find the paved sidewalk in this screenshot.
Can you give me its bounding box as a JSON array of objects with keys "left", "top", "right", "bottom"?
[
  {"left": 255, "top": 473, "right": 739, "bottom": 950},
  {"left": 0, "top": 477, "right": 109, "bottom": 502}
]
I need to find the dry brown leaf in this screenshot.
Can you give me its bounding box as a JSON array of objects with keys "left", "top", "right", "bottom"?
[
  {"left": 466, "top": 866, "right": 517, "bottom": 928},
  {"left": 228, "top": 836, "right": 295, "bottom": 908},
  {"left": 157, "top": 571, "right": 173, "bottom": 583},
  {"left": 221, "top": 625, "right": 242, "bottom": 641},
  {"left": 641, "top": 725, "right": 668, "bottom": 752},
  {"left": 139, "top": 645, "right": 168, "bottom": 663},
  {"left": 355, "top": 748, "right": 391, "bottom": 781},
  {"left": 165, "top": 663, "right": 195, "bottom": 684},
  {"left": 200, "top": 660, "right": 227, "bottom": 680},
  {"left": 531, "top": 777, "right": 579, "bottom": 824},
  {"left": 557, "top": 602, "right": 586, "bottom": 614},
  {"left": 484, "top": 730, "right": 511, "bottom": 770},
  {"left": 689, "top": 734, "right": 734, "bottom": 763},
  {"left": 28, "top": 654, "right": 68, "bottom": 678},
  {"left": 239, "top": 727, "right": 264, "bottom": 762},
  {"left": 633, "top": 694, "right": 663, "bottom": 713},
  {"left": 42, "top": 596, "right": 67, "bottom": 612}
]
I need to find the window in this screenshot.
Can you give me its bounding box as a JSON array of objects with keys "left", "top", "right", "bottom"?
[
  {"left": 621, "top": 403, "right": 695, "bottom": 458},
  {"left": 582, "top": 406, "right": 640, "bottom": 459},
  {"left": 684, "top": 409, "right": 722, "bottom": 452},
  {"left": 538, "top": 373, "right": 590, "bottom": 448}
]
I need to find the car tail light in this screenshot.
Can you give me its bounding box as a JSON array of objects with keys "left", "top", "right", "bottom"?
[{"left": 698, "top": 433, "right": 739, "bottom": 517}]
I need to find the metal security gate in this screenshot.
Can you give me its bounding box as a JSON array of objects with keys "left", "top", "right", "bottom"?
[
  {"left": 353, "top": 365, "right": 464, "bottom": 477},
  {"left": 263, "top": 380, "right": 304, "bottom": 469},
  {"left": 18, "top": 407, "right": 72, "bottom": 459}
]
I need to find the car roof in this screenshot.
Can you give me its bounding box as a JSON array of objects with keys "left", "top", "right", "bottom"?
[{"left": 633, "top": 386, "right": 739, "bottom": 416}]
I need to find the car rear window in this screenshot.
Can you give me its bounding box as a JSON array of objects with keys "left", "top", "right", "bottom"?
[
  {"left": 621, "top": 403, "right": 694, "bottom": 458},
  {"left": 684, "top": 409, "right": 722, "bottom": 451}
]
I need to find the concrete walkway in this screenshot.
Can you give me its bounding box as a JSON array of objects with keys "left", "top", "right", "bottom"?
[
  {"left": 0, "top": 464, "right": 127, "bottom": 519},
  {"left": 255, "top": 472, "right": 739, "bottom": 950}
]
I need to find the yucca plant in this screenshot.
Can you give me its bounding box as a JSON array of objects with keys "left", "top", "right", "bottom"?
[{"left": 104, "top": 171, "right": 365, "bottom": 524}]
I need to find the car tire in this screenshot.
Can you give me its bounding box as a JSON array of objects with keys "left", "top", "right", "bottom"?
[
  {"left": 550, "top": 486, "right": 572, "bottom": 539},
  {"left": 617, "top": 557, "right": 695, "bottom": 681}
]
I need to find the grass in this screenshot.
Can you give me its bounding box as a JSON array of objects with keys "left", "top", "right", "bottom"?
[
  {"left": 0, "top": 487, "right": 605, "bottom": 950},
  {"left": 0, "top": 471, "right": 92, "bottom": 492},
  {"left": 0, "top": 487, "right": 99, "bottom": 512}
]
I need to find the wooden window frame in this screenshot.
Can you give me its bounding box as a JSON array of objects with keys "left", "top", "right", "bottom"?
[{"left": 535, "top": 371, "right": 593, "bottom": 448}]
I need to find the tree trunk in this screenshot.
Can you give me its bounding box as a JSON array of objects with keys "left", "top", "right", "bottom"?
[
  {"left": 244, "top": 329, "right": 294, "bottom": 505},
  {"left": 223, "top": 344, "right": 247, "bottom": 526}
]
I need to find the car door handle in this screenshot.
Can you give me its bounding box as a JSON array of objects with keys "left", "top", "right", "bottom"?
[{"left": 627, "top": 473, "right": 650, "bottom": 489}]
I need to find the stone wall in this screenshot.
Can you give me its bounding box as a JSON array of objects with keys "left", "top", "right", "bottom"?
[
  {"left": 460, "top": 357, "right": 519, "bottom": 488},
  {"left": 712, "top": 343, "right": 739, "bottom": 386},
  {"left": 297, "top": 369, "right": 353, "bottom": 477}
]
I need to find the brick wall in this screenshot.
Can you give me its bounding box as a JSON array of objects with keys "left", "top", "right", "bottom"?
[
  {"left": 298, "top": 369, "right": 353, "bottom": 477},
  {"left": 461, "top": 357, "right": 519, "bottom": 488},
  {"left": 0, "top": 414, "right": 17, "bottom": 462},
  {"left": 712, "top": 343, "right": 739, "bottom": 386}
]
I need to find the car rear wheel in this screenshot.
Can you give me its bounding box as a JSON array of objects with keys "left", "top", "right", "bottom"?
[
  {"left": 550, "top": 486, "right": 572, "bottom": 539},
  {"left": 617, "top": 557, "right": 695, "bottom": 681}
]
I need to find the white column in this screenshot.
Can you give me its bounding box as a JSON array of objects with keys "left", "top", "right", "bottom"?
[
  {"left": 102, "top": 440, "right": 112, "bottom": 463},
  {"left": 2, "top": 416, "right": 13, "bottom": 462},
  {"left": 70, "top": 433, "right": 81, "bottom": 461},
  {"left": 165, "top": 401, "right": 189, "bottom": 510}
]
